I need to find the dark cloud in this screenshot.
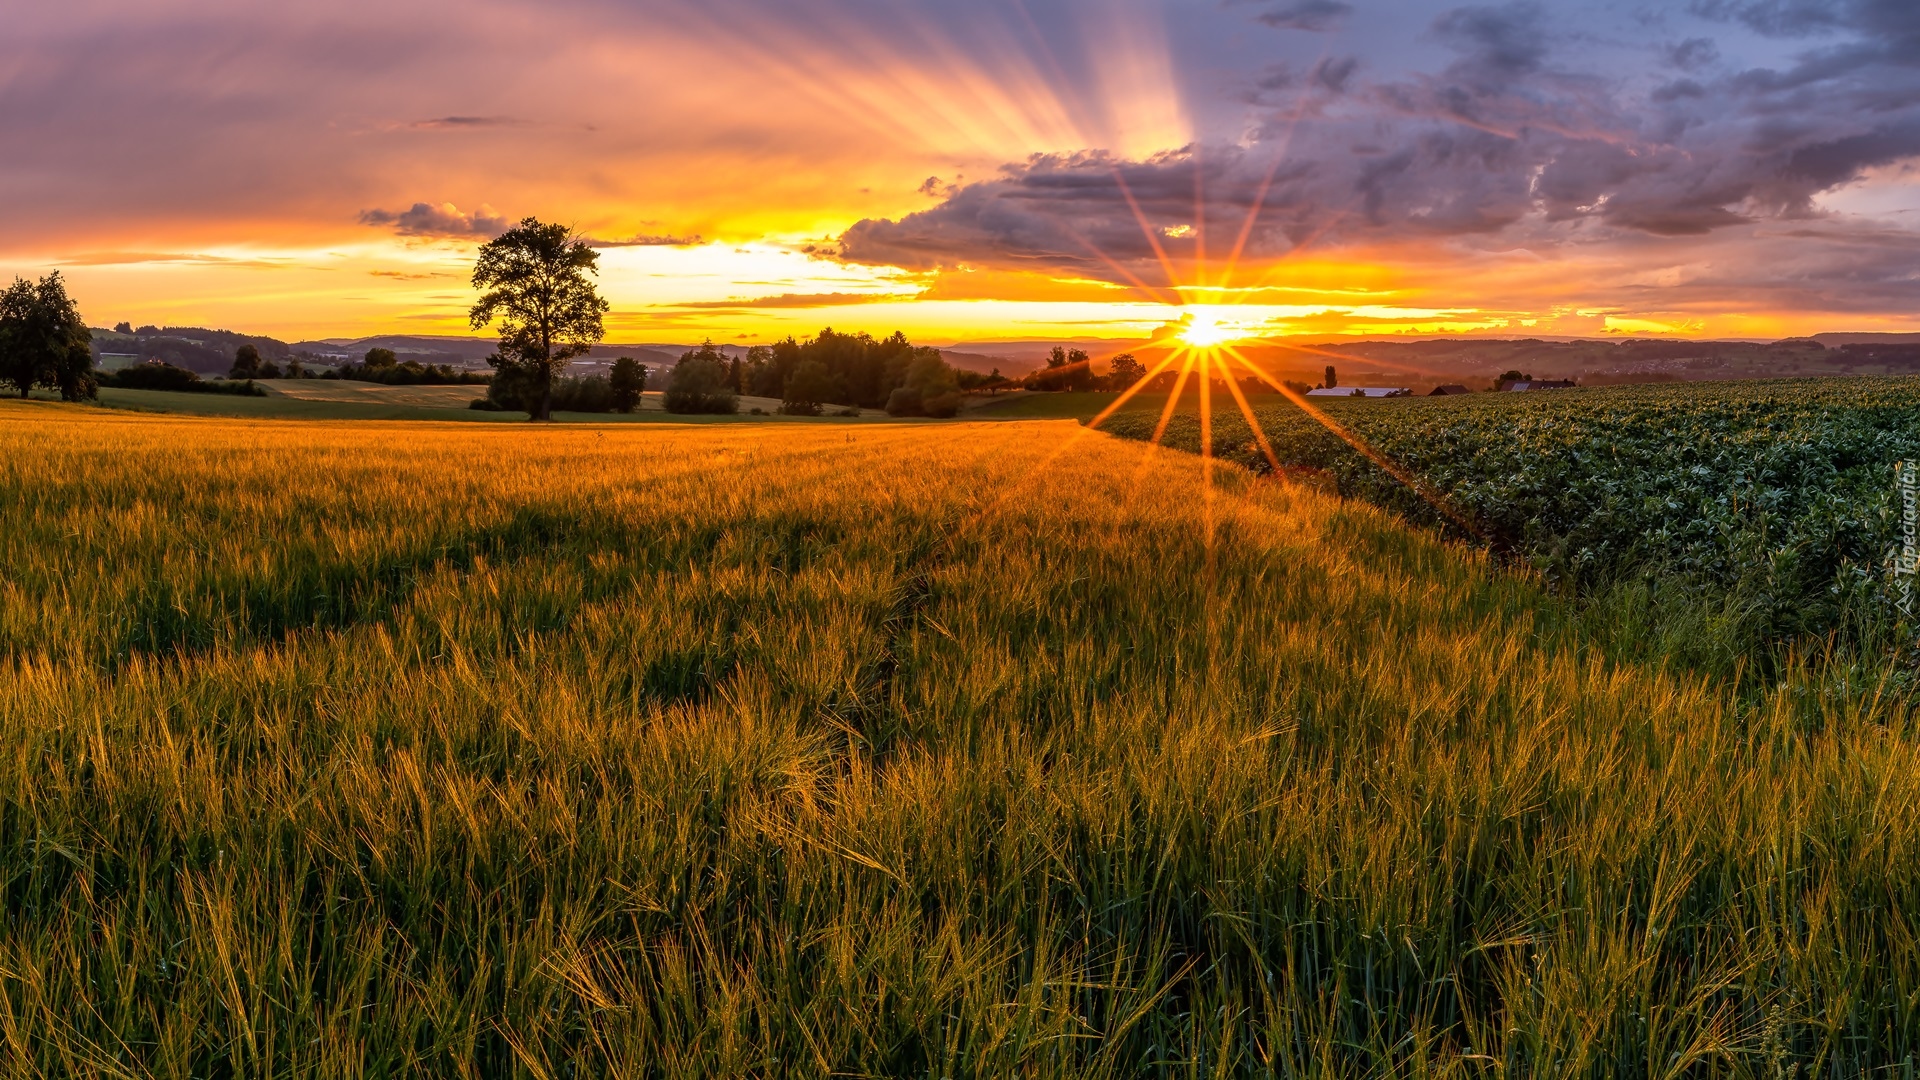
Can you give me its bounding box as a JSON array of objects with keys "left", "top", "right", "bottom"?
[
  {"left": 1311, "top": 56, "right": 1360, "bottom": 93},
  {"left": 837, "top": 0, "right": 1920, "bottom": 299},
  {"left": 1431, "top": 3, "right": 1549, "bottom": 79},
  {"left": 1663, "top": 38, "right": 1720, "bottom": 71},
  {"left": 1686, "top": 1, "right": 1846, "bottom": 38},
  {"left": 358, "top": 202, "right": 508, "bottom": 238},
  {"left": 1245, "top": 0, "right": 1353, "bottom": 32}
]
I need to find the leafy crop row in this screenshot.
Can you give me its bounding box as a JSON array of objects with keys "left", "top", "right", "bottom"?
[{"left": 1104, "top": 377, "right": 1920, "bottom": 678}]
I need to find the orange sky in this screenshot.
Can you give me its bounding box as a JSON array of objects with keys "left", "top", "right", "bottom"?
[{"left": 5, "top": 0, "right": 1919, "bottom": 344}]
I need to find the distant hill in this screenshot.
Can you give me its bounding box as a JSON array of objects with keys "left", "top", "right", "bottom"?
[
  {"left": 1812, "top": 333, "right": 1920, "bottom": 346},
  {"left": 91, "top": 326, "right": 293, "bottom": 376},
  {"left": 292, "top": 336, "right": 686, "bottom": 369}
]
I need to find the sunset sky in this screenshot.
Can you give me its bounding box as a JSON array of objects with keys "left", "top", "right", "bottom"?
[{"left": 5, "top": 0, "right": 1919, "bottom": 343}]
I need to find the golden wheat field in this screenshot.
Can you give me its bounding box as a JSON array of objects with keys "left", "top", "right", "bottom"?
[{"left": 2, "top": 400, "right": 1917, "bottom": 1076}]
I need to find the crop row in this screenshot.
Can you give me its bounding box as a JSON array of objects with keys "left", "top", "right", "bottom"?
[{"left": 1103, "top": 377, "right": 1920, "bottom": 678}]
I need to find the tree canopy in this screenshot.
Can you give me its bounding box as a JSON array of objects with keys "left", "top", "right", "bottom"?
[
  {"left": 469, "top": 218, "right": 609, "bottom": 421},
  {"left": 0, "top": 273, "right": 94, "bottom": 401},
  {"left": 609, "top": 357, "right": 647, "bottom": 414},
  {"left": 739, "top": 328, "right": 964, "bottom": 412},
  {"left": 663, "top": 344, "right": 738, "bottom": 415}
]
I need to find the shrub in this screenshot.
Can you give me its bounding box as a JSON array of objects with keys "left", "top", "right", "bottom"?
[
  {"left": 922, "top": 392, "right": 962, "bottom": 418},
  {"left": 327, "top": 360, "right": 489, "bottom": 386},
  {"left": 550, "top": 375, "right": 613, "bottom": 414},
  {"left": 835, "top": 406, "right": 860, "bottom": 417},
  {"left": 779, "top": 400, "right": 824, "bottom": 416},
  {"left": 102, "top": 363, "right": 199, "bottom": 392},
  {"left": 664, "top": 354, "right": 738, "bottom": 414},
  {"left": 99, "top": 364, "right": 267, "bottom": 396},
  {"left": 884, "top": 387, "right": 923, "bottom": 416}
]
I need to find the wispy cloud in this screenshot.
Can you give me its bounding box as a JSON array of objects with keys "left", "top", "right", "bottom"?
[
  {"left": 674, "top": 291, "right": 921, "bottom": 309},
  {"left": 407, "top": 115, "right": 520, "bottom": 129},
  {"left": 586, "top": 234, "right": 706, "bottom": 248}
]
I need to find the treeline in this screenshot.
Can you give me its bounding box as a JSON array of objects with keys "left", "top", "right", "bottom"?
[
  {"left": 659, "top": 330, "right": 983, "bottom": 417},
  {"left": 323, "top": 347, "right": 489, "bottom": 385},
  {"left": 475, "top": 358, "right": 647, "bottom": 415}
]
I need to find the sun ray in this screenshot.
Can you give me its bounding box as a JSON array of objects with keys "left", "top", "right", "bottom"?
[
  {"left": 1150, "top": 347, "right": 1199, "bottom": 447},
  {"left": 1217, "top": 357, "right": 1283, "bottom": 474},
  {"left": 1218, "top": 68, "right": 1323, "bottom": 294},
  {"left": 1224, "top": 345, "right": 1491, "bottom": 542},
  {"left": 1110, "top": 168, "right": 1188, "bottom": 302},
  {"left": 1087, "top": 346, "right": 1187, "bottom": 429}
]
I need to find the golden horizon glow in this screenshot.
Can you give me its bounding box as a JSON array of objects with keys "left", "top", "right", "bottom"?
[{"left": 6, "top": 3, "right": 1918, "bottom": 343}]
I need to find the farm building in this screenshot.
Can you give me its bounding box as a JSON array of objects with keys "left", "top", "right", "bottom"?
[
  {"left": 1306, "top": 387, "right": 1412, "bottom": 398},
  {"left": 1429, "top": 384, "right": 1471, "bottom": 396},
  {"left": 1502, "top": 379, "right": 1577, "bottom": 391}
]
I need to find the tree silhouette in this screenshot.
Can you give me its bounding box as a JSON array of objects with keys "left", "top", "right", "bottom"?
[
  {"left": 609, "top": 357, "right": 646, "bottom": 413},
  {"left": 231, "top": 343, "right": 262, "bottom": 379},
  {"left": 0, "top": 273, "right": 94, "bottom": 401},
  {"left": 469, "top": 219, "right": 609, "bottom": 421}
]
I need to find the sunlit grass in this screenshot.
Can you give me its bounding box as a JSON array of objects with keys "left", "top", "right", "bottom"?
[{"left": 1, "top": 400, "right": 1916, "bottom": 1074}]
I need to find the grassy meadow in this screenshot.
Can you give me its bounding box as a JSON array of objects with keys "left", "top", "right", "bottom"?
[{"left": 3, "top": 399, "right": 1919, "bottom": 1075}]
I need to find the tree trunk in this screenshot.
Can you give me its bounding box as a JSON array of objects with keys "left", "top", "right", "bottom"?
[{"left": 533, "top": 375, "right": 553, "bottom": 422}]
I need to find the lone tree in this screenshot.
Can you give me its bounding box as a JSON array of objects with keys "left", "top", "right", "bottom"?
[
  {"left": 468, "top": 218, "right": 609, "bottom": 421},
  {"left": 0, "top": 272, "right": 94, "bottom": 401},
  {"left": 1107, "top": 352, "right": 1145, "bottom": 388},
  {"left": 231, "top": 343, "right": 262, "bottom": 379},
  {"left": 609, "top": 357, "right": 646, "bottom": 413}
]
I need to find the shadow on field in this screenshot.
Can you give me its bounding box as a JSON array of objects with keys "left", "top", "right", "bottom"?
[{"left": 114, "top": 505, "right": 851, "bottom": 709}]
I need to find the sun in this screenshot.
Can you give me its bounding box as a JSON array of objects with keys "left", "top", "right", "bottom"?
[{"left": 1178, "top": 307, "right": 1239, "bottom": 349}]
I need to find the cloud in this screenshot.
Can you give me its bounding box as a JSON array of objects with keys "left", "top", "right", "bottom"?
[
  {"left": 1430, "top": 2, "right": 1549, "bottom": 80},
  {"left": 585, "top": 233, "right": 705, "bottom": 248},
  {"left": 408, "top": 115, "right": 521, "bottom": 129},
  {"left": 1686, "top": 0, "right": 1846, "bottom": 38},
  {"left": 358, "top": 202, "right": 508, "bottom": 238},
  {"left": 674, "top": 291, "right": 921, "bottom": 309},
  {"left": 837, "top": 0, "right": 1920, "bottom": 311},
  {"left": 1244, "top": 0, "right": 1353, "bottom": 32}
]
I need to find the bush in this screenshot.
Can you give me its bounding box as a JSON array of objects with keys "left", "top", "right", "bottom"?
[
  {"left": 835, "top": 407, "right": 860, "bottom": 417},
  {"left": 884, "top": 387, "right": 923, "bottom": 416},
  {"left": 922, "top": 392, "right": 962, "bottom": 419},
  {"left": 326, "top": 360, "right": 489, "bottom": 386},
  {"left": 99, "top": 363, "right": 266, "bottom": 396},
  {"left": 778, "top": 400, "right": 823, "bottom": 416},
  {"left": 749, "top": 407, "right": 766, "bottom": 416},
  {"left": 664, "top": 354, "right": 738, "bottom": 414},
  {"left": 550, "top": 375, "right": 613, "bottom": 414},
  {"left": 482, "top": 371, "right": 615, "bottom": 415}
]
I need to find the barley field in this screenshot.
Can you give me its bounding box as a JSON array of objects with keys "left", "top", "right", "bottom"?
[{"left": 2, "top": 400, "right": 1917, "bottom": 1076}]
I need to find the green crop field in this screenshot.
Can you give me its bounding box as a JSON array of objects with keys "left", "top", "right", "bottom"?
[
  {"left": 2, "top": 398, "right": 1918, "bottom": 1075},
  {"left": 1108, "top": 377, "right": 1920, "bottom": 686}
]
